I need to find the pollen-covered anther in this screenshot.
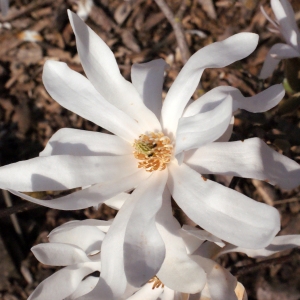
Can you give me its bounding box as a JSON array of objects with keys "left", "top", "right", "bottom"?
[
  {"left": 148, "top": 276, "right": 165, "bottom": 289},
  {"left": 133, "top": 132, "right": 173, "bottom": 172}
]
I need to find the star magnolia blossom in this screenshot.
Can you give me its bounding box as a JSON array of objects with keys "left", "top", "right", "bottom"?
[
  {"left": 0, "top": 9, "right": 299, "bottom": 298},
  {"left": 260, "top": 0, "right": 300, "bottom": 78},
  {"left": 29, "top": 198, "right": 205, "bottom": 300},
  {"left": 28, "top": 211, "right": 300, "bottom": 300},
  {"left": 27, "top": 214, "right": 211, "bottom": 300}
]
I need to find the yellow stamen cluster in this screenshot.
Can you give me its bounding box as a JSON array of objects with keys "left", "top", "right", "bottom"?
[
  {"left": 148, "top": 276, "right": 164, "bottom": 289},
  {"left": 133, "top": 132, "right": 173, "bottom": 172}
]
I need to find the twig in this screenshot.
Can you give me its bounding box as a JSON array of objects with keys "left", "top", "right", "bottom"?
[
  {"left": 252, "top": 179, "right": 276, "bottom": 206},
  {"left": 154, "top": 0, "right": 191, "bottom": 63},
  {"left": 0, "top": 201, "right": 40, "bottom": 219},
  {"left": 2, "top": 190, "right": 23, "bottom": 239},
  {"left": 274, "top": 197, "right": 300, "bottom": 205},
  {"left": 231, "top": 250, "right": 299, "bottom": 277},
  {"left": 228, "top": 176, "right": 240, "bottom": 190}
]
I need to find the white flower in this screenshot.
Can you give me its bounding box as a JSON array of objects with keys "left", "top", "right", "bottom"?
[
  {"left": 28, "top": 219, "right": 107, "bottom": 300},
  {"left": 28, "top": 200, "right": 207, "bottom": 300},
  {"left": 259, "top": 0, "right": 300, "bottom": 78},
  {"left": 0, "top": 9, "right": 299, "bottom": 297},
  {"left": 29, "top": 213, "right": 300, "bottom": 300}
]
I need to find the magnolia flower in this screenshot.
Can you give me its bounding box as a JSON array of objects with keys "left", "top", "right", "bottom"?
[
  {"left": 259, "top": 0, "right": 300, "bottom": 78},
  {"left": 28, "top": 204, "right": 246, "bottom": 300},
  {"left": 0, "top": 10, "right": 299, "bottom": 297},
  {"left": 29, "top": 209, "right": 300, "bottom": 300},
  {"left": 29, "top": 219, "right": 108, "bottom": 300}
]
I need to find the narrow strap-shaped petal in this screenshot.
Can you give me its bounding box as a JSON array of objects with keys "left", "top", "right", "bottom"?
[
  {"left": 67, "top": 11, "right": 161, "bottom": 133},
  {"left": 9, "top": 169, "right": 149, "bottom": 208},
  {"left": 86, "top": 172, "right": 167, "bottom": 299},
  {"left": 219, "top": 235, "right": 300, "bottom": 258},
  {"left": 0, "top": 154, "right": 137, "bottom": 192},
  {"left": 181, "top": 225, "right": 225, "bottom": 247},
  {"left": 259, "top": 43, "right": 299, "bottom": 79},
  {"left": 83, "top": 193, "right": 141, "bottom": 299},
  {"left": 271, "top": 0, "right": 300, "bottom": 48},
  {"left": 192, "top": 256, "right": 237, "bottom": 300},
  {"left": 131, "top": 59, "right": 167, "bottom": 120},
  {"left": 184, "top": 84, "right": 284, "bottom": 116},
  {"left": 50, "top": 219, "right": 112, "bottom": 234},
  {"left": 28, "top": 262, "right": 99, "bottom": 300},
  {"left": 184, "top": 137, "right": 300, "bottom": 190},
  {"left": 260, "top": 5, "right": 279, "bottom": 29},
  {"left": 161, "top": 33, "right": 259, "bottom": 137},
  {"left": 31, "top": 243, "right": 90, "bottom": 266},
  {"left": 156, "top": 189, "right": 206, "bottom": 293},
  {"left": 66, "top": 277, "right": 99, "bottom": 300},
  {"left": 124, "top": 170, "right": 167, "bottom": 287},
  {"left": 49, "top": 224, "right": 105, "bottom": 253},
  {"left": 40, "top": 128, "right": 132, "bottom": 157},
  {"left": 268, "top": 43, "right": 300, "bottom": 59},
  {"left": 168, "top": 162, "right": 280, "bottom": 249},
  {"left": 175, "top": 96, "right": 232, "bottom": 154},
  {"left": 43, "top": 60, "right": 143, "bottom": 142}
]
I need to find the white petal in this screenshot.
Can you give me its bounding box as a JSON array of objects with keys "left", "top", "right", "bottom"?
[
  {"left": 161, "top": 33, "right": 259, "bottom": 137},
  {"left": 260, "top": 5, "right": 279, "bottom": 30},
  {"left": 183, "top": 86, "right": 236, "bottom": 117},
  {"left": 271, "top": 0, "right": 300, "bottom": 48},
  {"left": 67, "top": 11, "right": 161, "bottom": 133},
  {"left": 43, "top": 60, "right": 142, "bottom": 142},
  {"left": 184, "top": 84, "right": 284, "bottom": 116},
  {"left": 67, "top": 277, "right": 99, "bottom": 299},
  {"left": 88, "top": 195, "right": 141, "bottom": 299},
  {"left": 156, "top": 189, "right": 206, "bottom": 293},
  {"left": 160, "top": 287, "right": 176, "bottom": 300},
  {"left": 192, "top": 256, "right": 237, "bottom": 300},
  {"left": 232, "top": 84, "right": 284, "bottom": 112},
  {"left": 175, "top": 96, "right": 232, "bottom": 154},
  {"left": 179, "top": 228, "right": 205, "bottom": 255},
  {"left": 49, "top": 224, "right": 105, "bottom": 253},
  {"left": 10, "top": 170, "right": 147, "bottom": 209},
  {"left": 184, "top": 137, "right": 300, "bottom": 190},
  {"left": 181, "top": 225, "right": 225, "bottom": 247},
  {"left": 28, "top": 262, "right": 99, "bottom": 300},
  {"left": 216, "top": 116, "right": 234, "bottom": 142},
  {"left": 168, "top": 162, "right": 280, "bottom": 249},
  {"left": 40, "top": 129, "right": 132, "bottom": 156},
  {"left": 269, "top": 43, "right": 300, "bottom": 59},
  {"left": 31, "top": 243, "right": 90, "bottom": 266},
  {"left": 126, "top": 283, "right": 164, "bottom": 300},
  {"left": 131, "top": 59, "right": 167, "bottom": 119},
  {"left": 219, "top": 234, "right": 300, "bottom": 258},
  {"left": 104, "top": 192, "right": 129, "bottom": 210},
  {"left": 259, "top": 43, "right": 299, "bottom": 79},
  {"left": 124, "top": 170, "right": 168, "bottom": 287},
  {"left": 0, "top": 154, "right": 137, "bottom": 192},
  {"left": 195, "top": 239, "right": 222, "bottom": 260}
]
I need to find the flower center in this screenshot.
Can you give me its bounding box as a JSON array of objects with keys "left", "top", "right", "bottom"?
[
  {"left": 133, "top": 132, "right": 173, "bottom": 172},
  {"left": 148, "top": 276, "right": 164, "bottom": 289}
]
